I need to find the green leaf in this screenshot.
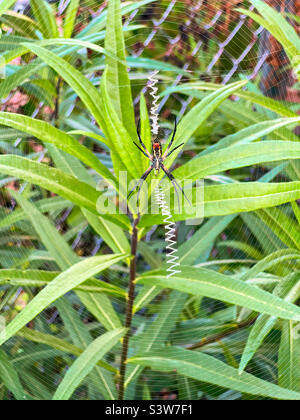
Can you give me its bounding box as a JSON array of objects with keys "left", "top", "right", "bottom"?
[
  {"left": 52, "top": 328, "right": 126, "bottom": 400},
  {"left": 164, "top": 80, "right": 248, "bottom": 169},
  {"left": 104, "top": 0, "right": 136, "bottom": 138},
  {"left": 175, "top": 141, "right": 300, "bottom": 182},
  {"left": 137, "top": 266, "right": 300, "bottom": 321},
  {"left": 85, "top": 211, "right": 130, "bottom": 255},
  {"left": 0, "top": 112, "right": 116, "bottom": 187},
  {"left": 178, "top": 215, "right": 236, "bottom": 265},
  {"left": 100, "top": 70, "right": 142, "bottom": 178},
  {"left": 0, "top": 155, "right": 101, "bottom": 215},
  {"left": 240, "top": 249, "right": 300, "bottom": 281},
  {"left": 63, "top": 0, "right": 80, "bottom": 38},
  {"left": 278, "top": 320, "right": 300, "bottom": 392},
  {"left": 162, "top": 82, "right": 298, "bottom": 119},
  {"left": 0, "top": 269, "right": 125, "bottom": 297},
  {"left": 80, "top": 0, "right": 156, "bottom": 36},
  {"left": 201, "top": 118, "right": 300, "bottom": 156},
  {"left": 256, "top": 208, "right": 300, "bottom": 251},
  {"left": 11, "top": 189, "right": 125, "bottom": 331},
  {"left": 0, "top": 0, "right": 18, "bottom": 17},
  {"left": 55, "top": 298, "right": 119, "bottom": 399},
  {"left": 0, "top": 196, "right": 70, "bottom": 231},
  {"left": 128, "top": 346, "right": 300, "bottom": 400},
  {"left": 0, "top": 253, "right": 127, "bottom": 346},
  {"left": 23, "top": 43, "right": 104, "bottom": 128},
  {"left": 17, "top": 327, "right": 116, "bottom": 373},
  {"left": 140, "top": 182, "right": 300, "bottom": 225},
  {"left": 177, "top": 375, "right": 199, "bottom": 400},
  {"left": 237, "top": 1, "right": 300, "bottom": 77},
  {"left": 238, "top": 273, "right": 300, "bottom": 373},
  {"left": 30, "top": 0, "right": 59, "bottom": 38},
  {"left": 0, "top": 350, "right": 26, "bottom": 400},
  {"left": 125, "top": 291, "right": 187, "bottom": 390},
  {"left": 0, "top": 11, "right": 40, "bottom": 39}
]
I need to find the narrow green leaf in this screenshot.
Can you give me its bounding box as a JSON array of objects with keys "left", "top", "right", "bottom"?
[
  {"left": 30, "top": 0, "right": 59, "bottom": 38},
  {"left": 63, "top": 0, "right": 80, "bottom": 38},
  {"left": 17, "top": 327, "right": 116, "bottom": 373},
  {"left": 178, "top": 215, "right": 236, "bottom": 265},
  {"left": 0, "top": 268, "right": 125, "bottom": 297},
  {"left": 55, "top": 298, "right": 118, "bottom": 399},
  {"left": 137, "top": 266, "right": 300, "bottom": 321},
  {"left": 23, "top": 43, "right": 104, "bottom": 128},
  {"left": 164, "top": 80, "right": 248, "bottom": 169},
  {"left": 140, "top": 182, "right": 300, "bottom": 225},
  {"left": 104, "top": 0, "right": 136, "bottom": 138},
  {"left": 0, "top": 112, "right": 116, "bottom": 187},
  {"left": 0, "top": 155, "right": 100, "bottom": 215},
  {"left": 53, "top": 328, "right": 126, "bottom": 400},
  {"left": 0, "top": 350, "right": 26, "bottom": 400},
  {"left": 278, "top": 320, "right": 300, "bottom": 392},
  {"left": 125, "top": 291, "right": 187, "bottom": 389},
  {"left": 201, "top": 118, "right": 300, "bottom": 156},
  {"left": 175, "top": 141, "right": 300, "bottom": 182},
  {"left": 128, "top": 347, "right": 300, "bottom": 400},
  {"left": 0, "top": 253, "right": 127, "bottom": 346},
  {"left": 0, "top": 0, "right": 18, "bottom": 17}
]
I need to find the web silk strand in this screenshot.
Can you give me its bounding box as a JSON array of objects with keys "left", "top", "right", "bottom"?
[{"left": 147, "top": 70, "right": 181, "bottom": 278}]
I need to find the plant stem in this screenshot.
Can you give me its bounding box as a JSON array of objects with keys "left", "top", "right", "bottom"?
[
  {"left": 53, "top": 77, "right": 62, "bottom": 126},
  {"left": 186, "top": 317, "right": 257, "bottom": 350},
  {"left": 118, "top": 215, "right": 140, "bottom": 400}
]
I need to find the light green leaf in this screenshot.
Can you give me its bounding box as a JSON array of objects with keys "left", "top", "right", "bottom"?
[
  {"left": 53, "top": 328, "right": 126, "bottom": 400},
  {"left": 0, "top": 112, "right": 116, "bottom": 187},
  {"left": 0, "top": 0, "right": 18, "bottom": 17},
  {"left": 178, "top": 215, "right": 236, "bottom": 265},
  {"left": 128, "top": 346, "right": 300, "bottom": 400},
  {"left": 0, "top": 350, "right": 26, "bottom": 400},
  {"left": 175, "top": 141, "right": 300, "bottom": 182},
  {"left": 278, "top": 320, "right": 300, "bottom": 392},
  {"left": 164, "top": 80, "right": 248, "bottom": 169},
  {"left": 23, "top": 43, "right": 104, "bottom": 128},
  {"left": 125, "top": 291, "right": 187, "bottom": 389},
  {"left": 0, "top": 155, "right": 100, "bottom": 215},
  {"left": 0, "top": 253, "right": 127, "bottom": 346},
  {"left": 30, "top": 0, "right": 59, "bottom": 38},
  {"left": 140, "top": 182, "right": 300, "bottom": 225},
  {"left": 17, "top": 327, "right": 116, "bottom": 373},
  {"left": 63, "top": 0, "right": 80, "bottom": 38},
  {"left": 0, "top": 268, "right": 125, "bottom": 297},
  {"left": 104, "top": 0, "right": 136, "bottom": 138},
  {"left": 201, "top": 118, "right": 300, "bottom": 156},
  {"left": 137, "top": 266, "right": 300, "bottom": 321}
]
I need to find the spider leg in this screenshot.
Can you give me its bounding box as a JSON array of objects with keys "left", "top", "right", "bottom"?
[
  {"left": 163, "top": 115, "right": 177, "bottom": 159},
  {"left": 161, "top": 164, "right": 192, "bottom": 210},
  {"left": 133, "top": 141, "right": 151, "bottom": 159},
  {"left": 137, "top": 119, "right": 152, "bottom": 159},
  {"left": 128, "top": 166, "right": 153, "bottom": 210},
  {"left": 164, "top": 143, "right": 184, "bottom": 159}
]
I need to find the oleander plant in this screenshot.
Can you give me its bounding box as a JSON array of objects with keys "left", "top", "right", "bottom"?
[{"left": 0, "top": 0, "right": 299, "bottom": 400}]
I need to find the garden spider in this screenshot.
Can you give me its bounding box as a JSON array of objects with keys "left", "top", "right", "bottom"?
[{"left": 128, "top": 117, "right": 190, "bottom": 210}]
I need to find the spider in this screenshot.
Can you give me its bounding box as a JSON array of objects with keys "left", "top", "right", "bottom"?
[{"left": 128, "top": 117, "right": 190, "bottom": 210}]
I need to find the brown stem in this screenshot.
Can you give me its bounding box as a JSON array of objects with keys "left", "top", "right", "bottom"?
[
  {"left": 118, "top": 215, "right": 140, "bottom": 400},
  {"left": 186, "top": 317, "right": 257, "bottom": 350},
  {"left": 53, "top": 77, "right": 62, "bottom": 126}
]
